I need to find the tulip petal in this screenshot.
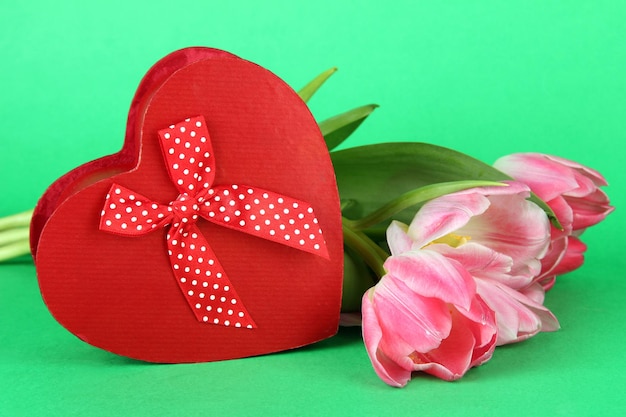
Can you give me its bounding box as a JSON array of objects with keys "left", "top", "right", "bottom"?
[
  {"left": 428, "top": 242, "right": 520, "bottom": 284},
  {"left": 456, "top": 189, "right": 550, "bottom": 280},
  {"left": 410, "top": 309, "right": 475, "bottom": 381},
  {"left": 386, "top": 221, "right": 413, "bottom": 256},
  {"left": 362, "top": 289, "right": 413, "bottom": 387},
  {"left": 384, "top": 250, "right": 476, "bottom": 310},
  {"left": 373, "top": 273, "right": 452, "bottom": 352},
  {"left": 494, "top": 153, "right": 580, "bottom": 201},
  {"left": 407, "top": 192, "right": 491, "bottom": 247},
  {"left": 476, "top": 279, "right": 559, "bottom": 345}
]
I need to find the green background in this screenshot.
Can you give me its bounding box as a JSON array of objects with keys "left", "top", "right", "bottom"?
[{"left": 1, "top": 1, "right": 625, "bottom": 416}]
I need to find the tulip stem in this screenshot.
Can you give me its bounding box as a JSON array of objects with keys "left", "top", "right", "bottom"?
[
  {"left": 0, "top": 210, "right": 33, "bottom": 263},
  {"left": 0, "top": 209, "right": 33, "bottom": 231},
  {"left": 342, "top": 218, "right": 388, "bottom": 279},
  {"left": 0, "top": 238, "right": 31, "bottom": 262}
]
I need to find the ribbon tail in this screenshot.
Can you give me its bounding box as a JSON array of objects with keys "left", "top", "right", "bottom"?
[{"left": 166, "top": 223, "right": 257, "bottom": 329}]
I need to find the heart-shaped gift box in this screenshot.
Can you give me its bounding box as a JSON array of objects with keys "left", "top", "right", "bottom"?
[{"left": 31, "top": 47, "right": 344, "bottom": 363}]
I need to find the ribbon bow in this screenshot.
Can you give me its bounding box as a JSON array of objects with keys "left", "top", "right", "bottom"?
[{"left": 99, "top": 116, "right": 328, "bottom": 329}]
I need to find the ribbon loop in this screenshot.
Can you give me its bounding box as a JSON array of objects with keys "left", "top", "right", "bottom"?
[{"left": 100, "top": 115, "right": 328, "bottom": 328}]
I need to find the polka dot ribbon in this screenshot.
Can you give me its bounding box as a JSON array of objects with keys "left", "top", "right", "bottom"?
[{"left": 99, "top": 116, "right": 329, "bottom": 329}]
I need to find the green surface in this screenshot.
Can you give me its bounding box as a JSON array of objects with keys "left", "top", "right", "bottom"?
[{"left": 1, "top": 1, "right": 625, "bottom": 416}]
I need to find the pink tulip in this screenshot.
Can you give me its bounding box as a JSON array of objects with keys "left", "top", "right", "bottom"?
[
  {"left": 387, "top": 182, "right": 558, "bottom": 345},
  {"left": 362, "top": 250, "right": 497, "bottom": 387},
  {"left": 494, "top": 153, "right": 613, "bottom": 289}
]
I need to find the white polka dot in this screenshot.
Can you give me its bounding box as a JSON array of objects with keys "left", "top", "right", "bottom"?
[
  {"left": 299, "top": 239, "right": 305, "bottom": 245},
  {"left": 188, "top": 290, "right": 194, "bottom": 296},
  {"left": 180, "top": 126, "right": 186, "bottom": 133},
  {"left": 115, "top": 188, "right": 121, "bottom": 194},
  {"left": 105, "top": 220, "right": 112, "bottom": 226},
  {"left": 109, "top": 203, "right": 116, "bottom": 209},
  {"left": 121, "top": 223, "right": 127, "bottom": 229},
  {"left": 203, "top": 316, "right": 208, "bottom": 322},
  {"left": 125, "top": 207, "right": 132, "bottom": 213},
  {"left": 179, "top": 153, "right": 185, "bottom": 160},
  {"left": 284, "top": 234, "right": 290, "bottom": 240},
  {"left": 168, "top": 148, "right": 175, "bottom": 155},
  {"left": 195, "top": 303, "right": 201, "bottom": 309}
]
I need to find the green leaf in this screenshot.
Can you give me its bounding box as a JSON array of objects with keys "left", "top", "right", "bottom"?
[
  {"left": 319, "top": 104, "right": 379, "bottom": 151},
  {"left": 331, "top": 142, "right": 561, "bottom": 229},
  {"left": 297, "top": 67, "right": 338, "bottom": 103}
]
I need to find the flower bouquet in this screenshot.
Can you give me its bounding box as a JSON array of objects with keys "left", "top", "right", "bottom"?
[{"left": 0, "top": 48, "right": 613, "bottom": 387}]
